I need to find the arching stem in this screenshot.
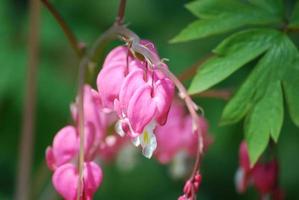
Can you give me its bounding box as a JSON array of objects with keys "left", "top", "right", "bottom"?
[{"left": 41, "top": 0, "right": 84, "bottom": 57}]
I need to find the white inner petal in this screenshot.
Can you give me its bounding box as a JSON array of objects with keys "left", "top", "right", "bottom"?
[
  {"left": 115, "top": 120, "right": 125, "bottom": 137},
  {"left": 140, "top": 122, "right": 157, "bottom": 159},
  {"left": 131, "top": 136, "right": 140, "bottom": 147}
]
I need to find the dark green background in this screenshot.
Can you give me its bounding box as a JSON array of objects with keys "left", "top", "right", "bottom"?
[{"left": 0, "top": 0, "right": 298, "bottom": 199}]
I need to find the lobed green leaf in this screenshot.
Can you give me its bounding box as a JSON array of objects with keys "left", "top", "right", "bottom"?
[
  {"left": 245, "top": 82, "right": 283, "bottom": 165},
  {"left": 188, "top": 29, "right": 279, "bottom": 94},
  {"left": 171, "top": 0, "right": 281, "bottom": 43}
]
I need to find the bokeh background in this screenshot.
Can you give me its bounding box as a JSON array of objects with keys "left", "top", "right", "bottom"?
[{"left": 1, "top": 0, "right": 299, "bottom": 199}]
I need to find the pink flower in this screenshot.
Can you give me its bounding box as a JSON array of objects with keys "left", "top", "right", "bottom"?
[
  {"left": 155, "top": 101, "right": 210, "bottom": 164},
  {"left": 96, "top": 45, "right": 143, "bottom": 110},
  {"left": 114, "top": 67, "right": 174, "bottom": 158},
  {"left": 235, "top": 141, "right": 284, "bottom": 199},
  {"left": 71, "top": 85, "right": 107, "bottom": 160},
  {"left": 46, "top": 85, "right": 107, "bottom": 199},
  {"left": 46, "top": 126, "right": 79, "bottom": 171},
  {"left": 252, "top": 160, "right": 278, "bottom": 195},
  {"left": 235, "top": 141, "right": 252, "bottom": 193},
  {"left": 97, "top": 40, "right": 174, "bottom": 158},
  {"left": 53, "top": 162, "right": 103, "bottom": 200}
]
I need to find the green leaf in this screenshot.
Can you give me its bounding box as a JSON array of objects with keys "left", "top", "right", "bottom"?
[
  {"left": 186, "top": 0, "right": 256, "bottom": 19},
  {"left": 220, "top": 32, "right": 286, "bottom": 125},
  {"left": 289, "top": 2, "right": 299, "bottom": 28},
  {"left": 283, "top": 58, "right": 299, "bottom": 126},
  {"left": 188, "top": 29, "right": 279, "bottom": 94},
  {"left": 170, "top": 18, "right": 244, "bottom": 43},
  {"left": 245, "top": 82, "right": 283, "bottom": 165},
  {"left": 221, "top": 34, "right": 298, "bottom": 165},
  {"left": 249, "top": 0, "right": 283, "bottom": 16},
  {"left": 171, "top": 0, "right": 281, "bottom": 43}
]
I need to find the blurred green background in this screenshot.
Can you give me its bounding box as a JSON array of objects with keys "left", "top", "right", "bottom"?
[{"left": 0, "top": 0, "right": 298, "bottom": 199}]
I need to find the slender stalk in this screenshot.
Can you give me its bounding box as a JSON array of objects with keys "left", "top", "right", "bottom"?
[
  {"left": 116, "top": 0, "right": 127, "bottom": 25},
  {"left": 16, "top": 0, "right": 41, "bottom": 199},
  {"left": 77, "top": 1, "right": 129, "bottom": 198},
  {"left": 75, "top": 24, "right": 122, "bottom": 200},
  {"left": 193, "top": 89, "right": 231, "bottom": 100},
  {"left": 76, "top": 59, "right": 86, "bottom": 200},
  {"left": 41, "top": 0, "right": 84, "bottom": 57}
]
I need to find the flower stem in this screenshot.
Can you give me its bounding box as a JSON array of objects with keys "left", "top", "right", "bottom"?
[
  {"left": 41, "top": 0, "right": 84, "bottom": 57},
  {"left": 16, "top": 0, "right": 41, "bottom": 199},
  {"left": 116, "top": 0, "right": 127, "bottom": 25},
  {"left": 193, "top": 89, "right": 231, "bottom": 100}
]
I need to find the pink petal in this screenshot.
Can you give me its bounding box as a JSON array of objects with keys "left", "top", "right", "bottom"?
[
  {"left": 97, "top": 63, "right": 127, "bottom": 109},
  {"left": 252, "top": 160, "right": 278, "bottom": 194},
  {"left": 103, "top": 46, "right": 130, "bottom": 67},
  {"left": 51, "top": 126, "right": 79, "bottom": 169},
  {"left": 118, "top": 69, "right": 147, "bottom": 116},
  {"left": 152, "top": 78, "right": 174, "bottom": 125},
  {"left": 53, "top": 162, "right": 103, "bottom": 200},
  {"left": 84, "top": 122, "right": 97, "bottom": 161},
  {"left": 45, "top": 147, "right": 56, "bottom": 171},
  {"left": 53, "top": 163, "right": 78, "bottom": 200},
  {"left": 239, "top": 141, "right": 251, "bottom": 172},
  {"left": 83, "top": 162, "right": 103, "bottom": 199},
  {"left": 127, "top": 84, "right": 157, "bottom": 135}
]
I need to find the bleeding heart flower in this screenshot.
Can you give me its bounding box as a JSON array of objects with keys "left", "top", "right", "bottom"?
[
  {"left": 114, "top": 68, "right": 174, "bottom": 158},
  {"left": 252, "top": 160, "right": 278, "bottom": 195},
  {"left": 235, "top": 141, "right": 284, "bottom": 199},
  {"left": 46, "top": 126, "right": 79, "bottom": 171},
  {"left": 235, "top": 141, "right": 252, "bottom": 193},
  {"left": 96, "top": 45, "right": 144, "bottom": 110},
  {"left": 155, "top": 101, "right": 210, "bottom": 164},
  {"left": 53, "top": 162, "right": 102, "bottom": 200},
  {"left": 46, "top": 85, "right": 111, "bottom": 200},
  {"left": 96, "top": 40, "right": 174, "bottom": 158}
]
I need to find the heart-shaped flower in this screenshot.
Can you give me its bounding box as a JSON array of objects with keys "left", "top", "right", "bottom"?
[{"left": 53, "top": 162, "right": 103, "bottom": 200}]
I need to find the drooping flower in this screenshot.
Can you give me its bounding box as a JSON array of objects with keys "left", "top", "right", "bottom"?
[
  {"left": 46, "top": 85, "right": 107, "bottom": 200},
  {"left": 252, "top": 160, "right": 279, "bottom": 196},
  {"left": 97, "top": 40, "right": 175, "bottom": 158},
  {"left": 52, "top": 162, "right": 102, "bottom": 200},
  {"left": 235, "top": 141, "right": 252, "bottom": 193},
  {"left": 235, "top": 141, "right": 284, "bottom": 199},
  {"left": 155, "top": 101, "right": 210, "bottom": 164},
  {"left": 71, "top": 85, "right": 107, "bottom": 160},
  {"left": 96, "top": 45, "right": 142, "bottom": 110},
  {"left": 46, "top": 126, "right": 79, "bottom": 171}
]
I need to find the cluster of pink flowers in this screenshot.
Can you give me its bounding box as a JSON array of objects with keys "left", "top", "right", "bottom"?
[
  {"left": 46, "top": 85, "right": 125, "bottom": 199},
  {"left": 235, "top": 141, "right": 284, "bottom": 200},
  {"left": 97, "top": 40, "right": 174, "bottom": 158},
  {"left": 46, "top": 40, "right": 210, "bottom": 199}
]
